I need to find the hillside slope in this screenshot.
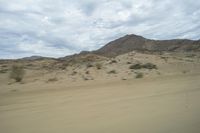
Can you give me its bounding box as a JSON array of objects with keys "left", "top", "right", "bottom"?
[{"left": 94, "top": 34, "right": 200, "bottom": 57}]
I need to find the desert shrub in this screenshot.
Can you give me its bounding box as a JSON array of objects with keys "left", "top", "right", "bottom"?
[
  {"left": 26, "top": 63, "right": 34, "bottom": 67},
  {"left": 121, "top": 77, "right": 127, "bottom": 80},
  {"left": 59, "top": 65, "right": 66, "bottom": 70},
  {"left": 109, "top": 60, "right": 117, "bottom": 64},
  {"left": 135, "top": 72, "right": 143, "bottom": 78},
  {"left": 86, "top": 63, "right": 93, "bottom": 68},
  {"left": 0, "top": 69, "right": 8, "bottom": 73},
  {"left": 182, "top": 70, "right": 188, "bottom": 74},
  {"left": 82, "top": 75, "right": 94, "bottom": 81},
  {"left": 157, "top": 71, "right": 161, "bottom": 75},
  {"left": 47, "top": 77, "right": 58, "bottom": 82},
  {"left": 82, "top": 76, "right": 89, "bottom": 80},
  {"left": 82, "top": 75, "right": 90, "bottom": 80},
  {"left": 186, "top": 54, "right": 196, "bottom": 58},
  {"left": 129, "top": 63, "right": 157, "bottom": 70},
  {"left": 85, "top": 70, "right": 90, "bottom": 74},
  {"left": 9, "top": 65, "right": 25, "bottom": 82},
  {"left": 95, "top": 63, "right": 102, "bottom": 69},
  {"left": 127, "top": 62, "right": 132, "bottom": 64},
  {"left": 71, "top": 71, "right": 77, "bottom": 75},
  {"left": 58, "top": 62, "right": 68, "bottom": 70},
  {"left": 160, "top": 56, "right": 168, "bottom": 62},
  {"left": 108, "top": 70, "right": 117, "bottom": 74},
  {"left": 143, "top": 63, "right": 157, "bottom": 69},
  {"left": 185, "top": 59, "right": 193, "bottom": 62},
  {"left": 1, "top": 65, "right": 8, "bottom": 68},
  {"left": 129, "top": 64, "right": 143, "bottom": 69}
]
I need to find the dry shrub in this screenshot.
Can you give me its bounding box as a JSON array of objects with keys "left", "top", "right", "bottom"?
[
  {"left": 86, "top": 63, "right": 93, "bottom": 68},
  {"left": 129, "top": 64, "right": 143, "bottom": 69},
  {"left": 85, "top": 70, "right": 90, "bottom": 74},
  {"left": 47, "top": 77, "right": 58, "bottom": 82},
  {"left": 0, "top": 69, "right": 8, "bottom": 73},
  {"left": 143, "top": 63, "right": 157, "bottom": 69},
  {"left": 10, "top": 65, "right": 25, "bottom": 82},
  {"left": 95, "top": 63, "right": 102, "bottom": 69},
  {"left": 135, "top": 72, "right": 143, "bottom": 79},
  {"left": 108, "top": 70, "right": 117, "bottom": 74},
  {"left": 71, "top": 71, "right": 77, "bottom": 75},
  {"left": 109, "top": 60, "right": 117, "bottom": 64},
  {"left": 129, "top": 63, "right": 157, "bottom": 70}
]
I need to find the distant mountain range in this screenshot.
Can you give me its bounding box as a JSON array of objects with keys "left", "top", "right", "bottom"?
[
  {"left": 93, "top": 34, "right": 200, "bottom": 57},
  {"left": 20, "top": 56, "right": 54, "bottom": 61}
]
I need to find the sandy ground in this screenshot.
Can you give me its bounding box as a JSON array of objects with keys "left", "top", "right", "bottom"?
[
  {"left": 0, "top": 52, "right": 200, "bottom": 133},
  {"left": 0, "top": 73, "right": 200, "bottom": 133}
]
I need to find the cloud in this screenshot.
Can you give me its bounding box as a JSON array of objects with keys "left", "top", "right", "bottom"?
[{"left": 0, "top": 0, "right": 200, "bottom": 59}]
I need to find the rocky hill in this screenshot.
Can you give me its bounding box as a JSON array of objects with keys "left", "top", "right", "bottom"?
[{"left": 94, "top": 34, "right": 200, "bottom": 57}]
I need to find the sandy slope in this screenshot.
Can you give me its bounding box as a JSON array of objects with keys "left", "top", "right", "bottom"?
[{"left": 0, "top": 73, "right": 200, "bottom": 133}]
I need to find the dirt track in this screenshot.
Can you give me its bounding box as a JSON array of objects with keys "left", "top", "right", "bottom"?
[{"left": 1, "top": 74, "right": 200, "bottom": 133}]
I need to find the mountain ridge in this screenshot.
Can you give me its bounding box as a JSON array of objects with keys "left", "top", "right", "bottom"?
[{"left": 93, "top": 34, "right": 200, "bottom": 57}]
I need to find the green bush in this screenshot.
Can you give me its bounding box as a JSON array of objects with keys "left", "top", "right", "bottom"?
[
  {"left": 129, "top": 63, "right": 157, "bottom": 70},
  {"left": 10, "top": 65, "right": 25, "bottom": 82}
]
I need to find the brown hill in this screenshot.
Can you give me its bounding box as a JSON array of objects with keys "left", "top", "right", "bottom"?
[{"left": 94, "top": 34, "right": 200, "bottom": 57}]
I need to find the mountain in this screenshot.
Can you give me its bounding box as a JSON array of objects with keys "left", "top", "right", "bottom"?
[
  {"left": 20, "top": 56, "right": 54, "bottom": 61},
  {"left": 94, "top": 34, "right": 200, "bottom": 57}
]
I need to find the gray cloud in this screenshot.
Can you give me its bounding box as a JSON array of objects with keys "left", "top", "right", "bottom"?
[{"left": 0, "top": 0, "right": 200, "bottom": 59}]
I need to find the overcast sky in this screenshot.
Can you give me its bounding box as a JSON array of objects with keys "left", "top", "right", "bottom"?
[{"left": 0, "top": 0, "right": 200, "bottom": 59}]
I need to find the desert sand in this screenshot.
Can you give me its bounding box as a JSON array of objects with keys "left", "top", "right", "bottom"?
[{"left": 0, "top": 51, "right": 200, "bottom": 133}]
